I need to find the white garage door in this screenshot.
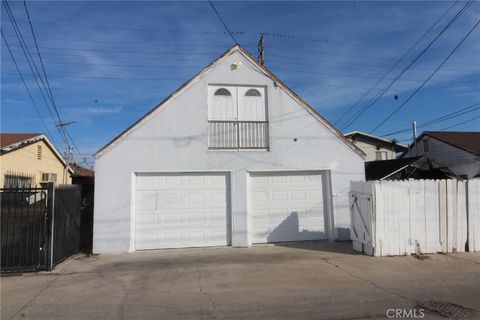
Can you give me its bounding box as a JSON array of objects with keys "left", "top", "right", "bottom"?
[
  {"left": 249, "top": 171, "right": 328, "bottom": 244},
  {"left": 135, "top": 173, "right": 230, "bottom": 250}
]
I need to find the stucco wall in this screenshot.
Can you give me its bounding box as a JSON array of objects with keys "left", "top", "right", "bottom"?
[
  {"left": 0, "top": 140, "right": 71, "bottom": 187},
  {"left": 93, "top": 50, "right": 365, "bottom": 253},
  {"left": 405, "top": 136, "right": 480, "bottom": 178}
]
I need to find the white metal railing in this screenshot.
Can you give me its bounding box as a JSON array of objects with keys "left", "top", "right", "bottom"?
[{"left": 208, "top": 121, "right": 269, "bottom": 150}]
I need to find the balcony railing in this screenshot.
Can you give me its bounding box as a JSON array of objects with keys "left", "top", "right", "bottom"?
[{"left": 208, "top": 120, "right": 269, "bottom": 150}]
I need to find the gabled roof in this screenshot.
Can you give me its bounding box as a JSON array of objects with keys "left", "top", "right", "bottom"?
[
  {"left": 345, "top": 131, "right": 408, "bottom": 152},
  {"left": 96, "top": 45, "right": 365, "bottom": 158},
  {"left": 421, "top": 131, "right": 480, "bottom": 156},
  {"left": 0, "top": 133, "right": 72, "bottom": 172}
]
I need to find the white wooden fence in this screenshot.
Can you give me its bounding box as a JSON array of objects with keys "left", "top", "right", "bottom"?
[{"left": 350, "top": 179, "right": 480, "bottom": 256}]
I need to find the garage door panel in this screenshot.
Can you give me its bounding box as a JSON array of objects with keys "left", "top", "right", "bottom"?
[
  {"left": 249, "top": 171, "right": 328, "bottom": 244},
  {"left": 135, "top": 173, "right": 229, "bottom": 250}
]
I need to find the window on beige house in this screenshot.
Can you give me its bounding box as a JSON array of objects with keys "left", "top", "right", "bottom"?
[{"left": 376, "top": 151, "right": 388, "bottom": 160}]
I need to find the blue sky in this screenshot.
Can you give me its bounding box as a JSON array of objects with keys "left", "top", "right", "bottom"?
[{"left": 1, "top": 1, "right": 479, "bottom": 166}]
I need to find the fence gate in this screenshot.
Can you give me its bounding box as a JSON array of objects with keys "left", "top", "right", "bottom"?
[
  {"left": 1, "top": 184, "right": 82, "bottom": 273},
  {"left": 52, "top": 185, "right": 81, "bottom": 266},
  {"left": 349, "top": 181, "right": 375, "bottom": 255},
  {"left": 0, "top": 187, "right": 49, "bottom": 272}
]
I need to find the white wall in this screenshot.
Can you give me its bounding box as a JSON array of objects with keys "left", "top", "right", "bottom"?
[
  {"left": 406, "top": 136, "right": 480, "bottom": 179},
  {"left": 93, "top": 50, "right": 365, "bottom": 253}
]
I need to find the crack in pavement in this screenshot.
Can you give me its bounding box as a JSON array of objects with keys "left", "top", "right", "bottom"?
[
  {"left": 8, "top": 274, "right": 60, "bottom": 320},
  {"left": 196, "top": 266, "right": 217, "bottom": 320},
  {"left": 322, "top": 258, "right": 421, "bottom": 305}
]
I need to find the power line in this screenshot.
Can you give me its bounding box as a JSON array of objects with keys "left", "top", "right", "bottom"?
[
  {"left": 4, "top": 43, "right": 477, "bottom": 73},
  {"left": 3, "top": 0, "right": 79, "bottom": 163},
  {"left": 22, "top": 0, "right": 81, "bottom": 159},
  {"left": 333, "top": 1, "right": 459, "bottom": 127},
  {"left": 439, "top": 114, "right": 480, "bottom": 131},
  {"left": 12, "top": 17, "right": 479, "bottom": 54},
  {"left": 1, "top": 30, "right": 57, "bottom": 145},
  {"left": 4, "top": 71, "right": 472, "bottom": 93},
  {"left": 3, "top": 57, "right": 477, "bottom": 84},
  {"left": 370, "top": 17, "right": 480, "bottom": 133},
  {"left": 208, "top": 0, "right": 238, "bottom": 44},
  {"left": 2, "top": 0, "right": 59, "bottom": 129},
  {"left": 23, "top": 0, "right": 56, "bottom": 109},
  {"left": 6, "top": 32, "right": 478, "bottom": 61},
  {"left": 339, "top": 0, "right": 475, "bottom": 131},
  {"left": 380, "top": 102, "right": 480, "bottom": 136},
  {"left": 3, "top": 42, "right": 224, "bottom": 56}
]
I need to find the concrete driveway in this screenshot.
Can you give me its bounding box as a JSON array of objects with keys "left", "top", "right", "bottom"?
[{"left": 1, "top": 242, "right": 479, "bottom": 320}]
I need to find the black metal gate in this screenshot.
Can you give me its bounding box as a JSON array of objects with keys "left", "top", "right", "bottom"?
[
  {"left": 1, "top": 184, "right": 82, "bottom": 273},
  {"left": 0, "top": 188, "right": 49, "bottom": 272},
  {"left": 52, "top": 185, "right": 81, "bottom": 266}
]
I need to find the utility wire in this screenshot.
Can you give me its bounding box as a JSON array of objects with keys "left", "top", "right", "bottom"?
[
  {"left": 439, "top": 114, "right": 480, "bottom": 131},
  {"left": 370, "top": 17, "right": 480, "bottom": 133},
  {"left": 333, "top": 1, "right": 458, "bottom": 127},
  {"left": 3, "top": 72, "right": 460, "bottom": 92},
  {"left": 339, "top": 0, "right": 474, "bottom": 131},
  {"left": 11, "top": 18, "right": 480, "bottom": 54},
  {"left": 4, "top": 44, "right": 476, "bottom": 73},
  {"left": 22, "top": 0, "right": 72, "bottom": 150},
  {"left": 381, "top": 102, "right": 480, "bottom": 136},
  {"left": 2, "top": 0, "right": 59, "bottom": 128},
  {"left": 1, "top": 30, "right": 57, "bottom": 145},
  {"left": 3, "top": 33, "right": 477, "bottom": 66},
  {"left": 3, "top": 57, "right": 477, "bottom": 83},
  {"left": 3, "top": 0, "right": 73, "bottom": 157},
  {"left": 208, "top": 0, "right": 238, "bottom": 44}
]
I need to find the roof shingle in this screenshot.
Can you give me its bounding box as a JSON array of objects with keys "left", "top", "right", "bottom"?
[
  {"left": 425, "top": 131, "right": 480, "bottom": 155},
  {"left": 0, "top": 133, "right": 42, "bottom": 149}
]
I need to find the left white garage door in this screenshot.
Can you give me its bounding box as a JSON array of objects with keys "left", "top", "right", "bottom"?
[{"left": 135, "top": 173, "right": 230, "bottom": 250}]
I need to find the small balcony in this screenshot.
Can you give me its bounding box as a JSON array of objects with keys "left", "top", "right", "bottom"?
[{"left": 208, "top": 120, "right": 269, "bottom": 150}]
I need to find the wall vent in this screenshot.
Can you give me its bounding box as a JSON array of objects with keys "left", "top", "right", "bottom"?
[{"left": 37, "top": 145, "right": 42, "bottom": 160}]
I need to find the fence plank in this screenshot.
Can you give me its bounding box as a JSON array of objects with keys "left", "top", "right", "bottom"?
[
  {"left": 468, "top": 180, "right": 480, "bottom": 252},
  {"left": 350, "top": 179, "right": 478, "bottom": 257}
]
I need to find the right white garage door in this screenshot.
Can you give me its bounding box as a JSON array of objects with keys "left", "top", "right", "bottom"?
[{"left": 249, "top": 171, "right": 329, "bottom": 244}]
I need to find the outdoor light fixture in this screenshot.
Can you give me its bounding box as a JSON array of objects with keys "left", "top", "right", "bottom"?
[{"left": 231, "top": 61, "right": 242, "bottom": 70}]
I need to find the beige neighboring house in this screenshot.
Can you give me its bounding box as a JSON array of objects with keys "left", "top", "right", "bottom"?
[
  {"left": 0, "top": 133, "right": 72, "bottom": 188},
  {"left": 345, "top": 131, "right": 408, "bottom": 162}
]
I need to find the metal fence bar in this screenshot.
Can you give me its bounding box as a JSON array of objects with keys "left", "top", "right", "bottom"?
[
  {"left": 1, "top": 187, "right": 49, "bottom": 273},
  {"left": 208, "top": 120, "right": 269, "bottom": 150}
]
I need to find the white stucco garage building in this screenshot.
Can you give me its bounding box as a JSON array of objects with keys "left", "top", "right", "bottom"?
[{"left": 93, "top": 45, "right": 365, "bottom": 253}]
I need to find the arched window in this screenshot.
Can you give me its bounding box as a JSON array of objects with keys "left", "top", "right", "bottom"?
[
  {"left": 245, "top": 89, "right": 261, "bottom": 97},
  {"left": 214, "top": 88, "right": 231, "bottom": 96}
]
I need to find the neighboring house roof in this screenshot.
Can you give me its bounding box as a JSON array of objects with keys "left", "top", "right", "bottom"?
[
  {"left": 421, "top": 131, "right": 480, "bottom": 156},
  {"left": 344, "top": 131, "right": 408, "bottom": 152},
  {"left": 71, "top": 163, "right": 94, "bottom": 177},
  {"left": 96, "top": 45, "right": 365, "bottom": 158},
  {"left": 0, "top": 133, "right": 73, "bottom": 173},
  {"left": 365, "top": 155, "right": 458, "bottom": 180},
  {"left": 0, "top": 133, "right": 42, "bottom": 148}
]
